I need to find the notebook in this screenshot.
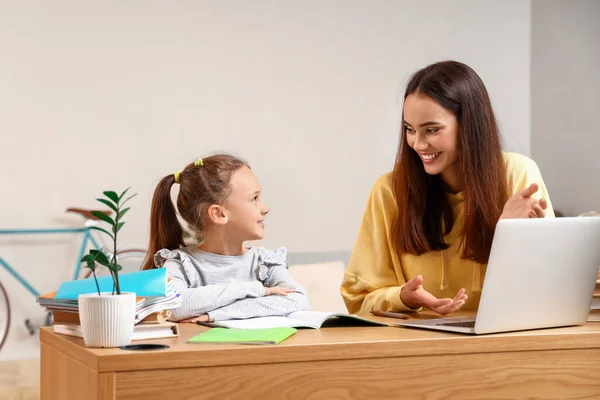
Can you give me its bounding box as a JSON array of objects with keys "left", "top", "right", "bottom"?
[
  {"left": 55, "top": 268, "right": 168, "bottom": 299},
  {"left": 53, "top": 321, "right": 179, "bottom": 340},
  {"left": 50, "top": 309, "right": 172, "bottom": 325},
  {"left": 188, "top": 327, "right": 296, "bottom": 345},
  {"left": 207, "top": 311, "right": 390, "bottom": 329}
]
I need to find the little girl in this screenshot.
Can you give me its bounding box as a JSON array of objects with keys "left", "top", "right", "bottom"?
[{"left": 143, "top": 154, "right": 310, "bottom": 322}]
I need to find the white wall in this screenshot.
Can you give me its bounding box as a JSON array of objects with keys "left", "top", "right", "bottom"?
[
  {"left": 531, "top": 0, "right": 600, "bottom": 216},
  {"left": 0, "top": 0, "right": 531, "bottom": 360}
]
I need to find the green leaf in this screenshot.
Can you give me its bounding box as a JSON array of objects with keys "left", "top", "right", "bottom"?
[
  {"left": 80, "top": 253, "right": 96, "bottom": 263},
  {"left": 117, "top": 207, "right": 130, "bottom": 220},
  {"left": 115, "top": 222, "right": 125, "bottom": 233},
  {"left": 121, "top": 193, "right": 137, "bottom": 206},
  {"left": 96, "top": 259, "right": 110, "bottom": 268},
  {"left": 92, "top": 251, "right": 111, "bottom": 267},
  {"left": 107, "top": 263, "right": 123, "bottom": 272},
  {"left": 103, "top": 191, "right": 119, "bottom": 204},
  {"left": 91, "top": 211, "right": 115, "bottom": 227},
  {"left": 89, "top": 249, "right": 103, "bottom": 262},
  {"left": 119, "top": 187, "right": 131, "bottom": 201},
  {"left": 110, "top": 223, "right": 125, "bottom": 234},
  {"left": 83, "top": 260, "right": 96, "bottom": 271},
  {"left": 90, "top": 226, "right": 114, "bottom": 240},
  {"left": 95, "top": 198, "right": 118, "bottom": 213}
]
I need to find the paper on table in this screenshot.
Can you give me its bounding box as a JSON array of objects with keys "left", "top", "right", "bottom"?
[{"left": 188, "top": 327, "right": 296, "bottom": 345}]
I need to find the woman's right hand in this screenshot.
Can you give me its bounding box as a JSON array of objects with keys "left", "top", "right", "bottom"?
[
  {"left": 400, "top": 275, "right": 467, "bottom": 315},
  {"left": 500, "top": 183, "right": 547, "bottom": 220},
  {"left": 265, "top": 286, "right": 296, "bottom": 296}
]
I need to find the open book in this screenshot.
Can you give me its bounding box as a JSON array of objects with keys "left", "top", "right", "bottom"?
[{"left": 209, "top": 311, "right": 390, "bottom": 329}]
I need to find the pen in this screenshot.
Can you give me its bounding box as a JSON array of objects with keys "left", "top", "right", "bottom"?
[{"left": 371, "top": 310, "right": 410, "bottom": 319}]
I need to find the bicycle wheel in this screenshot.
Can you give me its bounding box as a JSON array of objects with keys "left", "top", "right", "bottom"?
[
  {"left": 116, "top": 249, "right": 149, "bottom": 274},
  {"left": 81, "top": 249, "right": 148, "bottom": 279},
  {"left": 0, "top": 281, "right": 11, "bottom": 352}
]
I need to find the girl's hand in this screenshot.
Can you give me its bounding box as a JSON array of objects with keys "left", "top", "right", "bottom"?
[
  {"left": 265, "top": 286, "right": 296, "bottom": 296},
  {"left": 179, "top": 314, "right": 209, "bottom": 323},
  {"left": 400, "top": 275, "right": 467, "bottom": 315},
  {"left": 500, "top": 183, "right": 548, "bottom": 220}
]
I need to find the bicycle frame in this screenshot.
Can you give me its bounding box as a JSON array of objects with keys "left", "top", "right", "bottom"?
[{"left": 0, "top": 226, "right": 102, "bottom": 297}]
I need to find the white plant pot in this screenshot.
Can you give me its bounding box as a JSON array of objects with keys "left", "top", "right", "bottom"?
[{"left": 78, "top": 292, "right": 136, "bottom": 348}]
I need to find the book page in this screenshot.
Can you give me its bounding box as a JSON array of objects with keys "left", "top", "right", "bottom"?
[
  {"left": 213, "top": 312, "right": 390, "bottom": 329},
  {"left": 132, "top": 326, "right": 177, "bottom": 340},
  {"left": 288, "top": 311, "right": 390, "bottom": 327},
  {"left": 287, "top": 311, "right": 337, "bottom": 327},
  {"left": 216, "top": 316, "right": 301, "bottom": 329},
  {"left": 215, "top": 315, "right": 327, "bottom": 329}
]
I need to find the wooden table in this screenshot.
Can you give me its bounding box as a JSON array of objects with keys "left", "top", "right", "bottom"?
[{"left": 40, "top": 316, "right": 600, "bottom": 400}]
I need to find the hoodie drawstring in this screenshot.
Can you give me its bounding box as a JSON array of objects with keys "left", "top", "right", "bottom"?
[
  {"left": 440, "top": 251, "right": 449, "bottom": 290},
  {"left": 471, "top": 261, "right": 482, "bottom": 292}
]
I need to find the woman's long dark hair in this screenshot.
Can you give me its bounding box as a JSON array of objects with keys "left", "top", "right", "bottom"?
[{"left": 392, "top": 61, "right": 508, "bottom": 264}]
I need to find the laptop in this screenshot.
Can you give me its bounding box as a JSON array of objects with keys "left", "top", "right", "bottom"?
[{"left": 397, "top": 217, "right": 600, "bottom": 335}]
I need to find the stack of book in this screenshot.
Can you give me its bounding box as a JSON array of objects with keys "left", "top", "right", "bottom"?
[
  {"left": 590, "top": 275, "right": 600, "bottom": 322},
  {"left": 37, "top": 290, "right": 180, "bottom": 324},
  {"left": 53, "top": 321, "right": 179, "bottom": 340},
  {"left": 37, "top": 268, "right": 182, "bottom": 340}
]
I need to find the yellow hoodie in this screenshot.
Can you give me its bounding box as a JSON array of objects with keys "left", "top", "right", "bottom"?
[{"left": 341, "top": 152, "right": 554, "bottom": 314}]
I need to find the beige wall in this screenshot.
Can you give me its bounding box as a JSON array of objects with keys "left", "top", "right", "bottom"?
[
  {"left": 531, "top": 0, "right": 600, "bottom": 216},
  {"left": 0, "top": 0, "right": 531, "bottom": 360}
]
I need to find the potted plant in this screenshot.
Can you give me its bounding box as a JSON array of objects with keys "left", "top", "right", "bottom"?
[{"left": 78, "top": 188, "right": 137, "bottom": 348}]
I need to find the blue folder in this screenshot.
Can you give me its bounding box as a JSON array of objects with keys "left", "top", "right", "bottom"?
[{"left": 55, "top": 268, "right": 168, "bottom": 299}]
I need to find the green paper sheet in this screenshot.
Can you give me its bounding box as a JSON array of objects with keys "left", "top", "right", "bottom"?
[{"left": 188, "top": 327, "right": 297, "bottom": 345}]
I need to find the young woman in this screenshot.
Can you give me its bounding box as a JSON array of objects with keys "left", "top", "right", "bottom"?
[{"left": 341, "top": 61, "right": 553, "bottom": 316}]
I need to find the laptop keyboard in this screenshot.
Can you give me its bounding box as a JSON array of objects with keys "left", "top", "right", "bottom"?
[{"left": 436, "top": 320, "right": 476, "bottom": 328}]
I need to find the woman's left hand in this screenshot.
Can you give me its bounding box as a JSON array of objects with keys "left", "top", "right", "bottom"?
[{"left": 500, "top": 183, "right": 547, "bottom": 220}]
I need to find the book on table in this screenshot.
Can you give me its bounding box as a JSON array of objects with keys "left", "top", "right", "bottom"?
[
  {"left": 53, "top": 268, "right": 170, "bottom": 299},
  {"left": 207, "top": 311, "right": 391, "bottom": 329},
  {"left": 53, "top": 322, "right": 179, "bottom": 340},
  {"left": 589, "top": 281, "right": 599, "bottom": 321},
  {"left": 36, "top": 273, "right": 181, "bottom": 325},
  {"left": 50, "top": 309, "right": 172, "bottom": 325}
]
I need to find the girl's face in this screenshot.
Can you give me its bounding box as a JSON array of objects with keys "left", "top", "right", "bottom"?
[
  {"left": 222, "top": 166, "right": 270, "bottom": 241},
  {"left": 403, "top": 93, "right": 461, "bottom": 192}
]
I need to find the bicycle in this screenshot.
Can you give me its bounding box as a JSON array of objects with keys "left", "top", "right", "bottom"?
[{"left": 0, "top": 208, "right": 148, "bottom": 351}]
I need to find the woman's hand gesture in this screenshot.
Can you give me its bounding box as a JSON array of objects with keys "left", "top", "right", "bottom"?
[
  {"left": 500, "top": 183, "right": 547, "bottom": 220},
  {"left": 400, "top": 275, "right": 468, "bottom": 315}
]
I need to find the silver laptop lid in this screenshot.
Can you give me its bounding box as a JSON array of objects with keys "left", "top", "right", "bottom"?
[{"left": 474, "top": 217, "right": 600, "bottom": 334}]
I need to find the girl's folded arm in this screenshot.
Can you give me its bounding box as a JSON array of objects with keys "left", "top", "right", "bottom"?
[
  {"left": 207, "top": 289, "right": 310, "bottom": 321},
  {"left": 205, "top": 262, "right": 311, "bottom": 321},
  {"left": 167, "top": 261, "right": 266, "bottom": 321}
]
